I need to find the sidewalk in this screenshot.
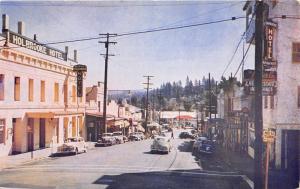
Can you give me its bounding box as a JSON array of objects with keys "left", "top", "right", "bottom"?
[
  {"left": 0, "top": 142, "right": 96, "bottom": 170},
  {"left": 215, "top": 146, "right": 292, "bottom": 189}
]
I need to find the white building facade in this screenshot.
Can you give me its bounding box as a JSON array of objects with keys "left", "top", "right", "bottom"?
[
  {"left": 0, "top": 15, "right": 86, "bottom": 157},
  {"left": 244, "top": 1, "right": 300, "bottom": 186}
]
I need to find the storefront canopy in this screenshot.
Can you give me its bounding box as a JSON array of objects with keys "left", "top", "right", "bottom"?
[{"left": 26, "top": 111, "right": 84, "bottom": 118}]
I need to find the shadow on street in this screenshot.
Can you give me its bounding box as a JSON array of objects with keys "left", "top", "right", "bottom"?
[{"left": 92, "top": 169, "right": 251, "bottom": 189}]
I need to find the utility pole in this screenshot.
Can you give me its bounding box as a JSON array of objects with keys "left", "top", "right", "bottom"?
[
  {"left": 99, "top": 33, "right": 117, "bottom": 136},
  {"left": 208, "top": 73, "right": 212, "bottom": 120},
  {"left": 254, "top": 1, "right": 264, "bottom": 189},
  {"left": 215, "top": 81, "right": 218, "bottom": 119},
  {"left": 143, "top": 75, "right": 154, "bottom": 133}
]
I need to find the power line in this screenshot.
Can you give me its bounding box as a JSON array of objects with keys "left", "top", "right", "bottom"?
[
  {"left": 0, "top": 1, "right": 248, "bottom": 8},
  {"left": 0, "top": 16, "right": 245, "bottom": 50},
  {"left": 221, "top": 33, "right": 245, "bottom": 77},
  {"left": 233, "top": 36, "right": 254, "bottom": 78}
]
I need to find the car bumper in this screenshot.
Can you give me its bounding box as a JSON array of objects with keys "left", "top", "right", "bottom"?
[{"left": 95, "top": 142, "right": 112, "bottom": 146}]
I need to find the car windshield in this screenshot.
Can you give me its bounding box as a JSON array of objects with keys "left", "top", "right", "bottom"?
[
  {"left": 65, "top": 138, "right": 77, "bottom": 142},
  {"left": 113, "top": 132, "right": 122, "bottom": 136},
  {"left": 102, "top": 133, "right": 112, "bottom": 137}
]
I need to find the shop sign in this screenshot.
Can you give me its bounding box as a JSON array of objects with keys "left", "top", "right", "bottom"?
[
  {"left": 77, "top": 71, "right": 83, "bottom": 97},
  {"left": 263, "top": 129, "right": 276, "bottom": 143},
  {"left": 9, "top": 31, "right": 67, "bottom": 61}
]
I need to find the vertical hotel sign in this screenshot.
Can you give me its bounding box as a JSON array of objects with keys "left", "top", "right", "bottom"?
[{"left": 263, "top": 21, "right": 277, "bottom": 96}]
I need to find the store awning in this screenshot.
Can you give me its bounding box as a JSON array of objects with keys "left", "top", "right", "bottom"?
[
  {"left": 26, "top": 111, "right": 84, "bottom": 118},
  {"left": 26, "top": 112, "right": 55, "bottom": 118},
  {"left": 136, "top": 124, "right": 145, "bottom": 132}
]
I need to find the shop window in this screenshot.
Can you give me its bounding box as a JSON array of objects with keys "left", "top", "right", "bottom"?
[
  {"left": 0, "top": 119, "right": 5, "bottom": 144},
  {"left": 40, "top": 80, "right": 45, "bottom": 102},
  {"left": 72, "top": 85, "right": 76, "bottom": 103},
  {"left": 14, "top": 77, "right": 20, "bottom": 101},
  {"left": 0, "top": 74, "right": 4, "bottom": 100},
  {"left": 292, "top": 43, "right": 300, "bottom": 63},
  {"left": 54, "top": 83, "right": 59, "bottom": 102},
  {"left": 270, "top": 95, "right": 274, "bottom": 109},
  {"left": 28, "top": 79, "right": 34, "bottom": 102},
  {"left": 264, "top": 96, "right": 268, "bottom": 109}
]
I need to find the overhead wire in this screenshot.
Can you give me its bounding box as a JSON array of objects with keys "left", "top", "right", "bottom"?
[{"left": 0, "top": 16, "right": 245, "bottom": 50}]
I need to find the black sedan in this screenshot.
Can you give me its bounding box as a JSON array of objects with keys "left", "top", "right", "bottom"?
[
  {"left": 179, "top": 132, "right": 192, "bottom": 139},
  {"left": 197, "top": 140, "right": 215, "bottom": 154}
]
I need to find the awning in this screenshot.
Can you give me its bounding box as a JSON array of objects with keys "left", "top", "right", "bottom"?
[
  {"left": 175, "top": 115, "right": 194, "bottom": 120},
  {"left": 26, "top": 112, "right": 55, "bottom": 118},
  {"left": 26, "top": 111, "right": 84, "bottom": 118},
  {"left": 136, "top": 124, "right": 145, "bottom": 132}
]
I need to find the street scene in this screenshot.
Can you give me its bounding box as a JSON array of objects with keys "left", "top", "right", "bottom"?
[{"left": 0, "top": 0, "right": 300, "bottom": 189}]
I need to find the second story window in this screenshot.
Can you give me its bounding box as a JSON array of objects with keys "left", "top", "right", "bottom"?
[
  {"left": 28, "top": 79, "right": 34, "bottom": 102},
  {"left": 270, "top": 95, "right": 274, "bottom": 109},
  {"left": 292, "top": 43, "right": 300, "bottom": 63},
  {"left": 0, "top": 74, "right": 4, "bottom": 101},
  {"left": 54, "top": 83, "right": 59, "bottom": 102},
  {"left": 298, "top": 86, "right": 300, "bottom": 108},
  {"left": 40, "top": 80, "right": 45, "bottom": 102},
  {"left": 14, "top": 77, "right": 20, "bottom": 101},
  {"left": 264, "top": 96, "right": 268, "bottom": 109},
  {"left": 72, "top": 85, "right": 76, "bottom": 103}
]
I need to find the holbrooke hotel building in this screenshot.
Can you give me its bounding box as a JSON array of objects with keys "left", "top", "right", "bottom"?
[{"left": 0, "top": 14, "right": 86, "bottom": 157}]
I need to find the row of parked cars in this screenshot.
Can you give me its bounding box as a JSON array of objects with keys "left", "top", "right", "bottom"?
[
  {"left": 55, "top": 131, "right": 146, "bottom": 155},
  {"left": 95, "top": 131, "right": 145, "bottom": 147}
]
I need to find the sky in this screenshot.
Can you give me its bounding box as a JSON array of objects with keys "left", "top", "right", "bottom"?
[{"left": 0, "top": 1, "right": 255, "bottom": 90}]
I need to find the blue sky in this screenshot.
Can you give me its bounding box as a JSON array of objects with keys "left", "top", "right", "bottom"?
[{"left": 0, "top": 1, "right": 254, "bottom": 90}]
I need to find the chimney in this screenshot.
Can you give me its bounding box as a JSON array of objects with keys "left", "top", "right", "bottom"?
[
  {"left": 2, "top": 14, "right": 9, "bottom": 32},
  {"left": 74, "top": 50, "right": 77, "bottom": 62},
  {"left": 17, "top": 21, "right": 25, "bottom": 35},
  {"left": 33, "top": 34, "right": 37, "bottom": 41}
]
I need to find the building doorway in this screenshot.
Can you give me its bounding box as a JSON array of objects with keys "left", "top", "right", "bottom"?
[
  {"left": 27, "top": 118, "right": 34, "bottom": 152},
  {"left": 12, "top": 118, "right": 21, "bottom": 154},
  {"left": 281, "top": 130, "right": 300, "bottom": 188},
  {"left": 39, "top": 118, "right": 45, "bottom": 148}
]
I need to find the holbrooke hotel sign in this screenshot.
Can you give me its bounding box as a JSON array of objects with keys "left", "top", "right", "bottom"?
[{"left": 9, "top": 31, "right": 67, "bottom": 61}]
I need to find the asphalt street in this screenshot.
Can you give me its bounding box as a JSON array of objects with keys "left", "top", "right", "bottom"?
[{"left": 0, "top": 130, "right": 250, "bottom": 189}]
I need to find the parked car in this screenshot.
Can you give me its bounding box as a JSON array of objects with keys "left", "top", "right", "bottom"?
[
  {"left": 192, "top": 137, "right": 207, "bottom": 154},
  {"left": 151, "top": 136, "right": 171, "bottom": 154},
  {"left": 128, "top": 133, "right": 141, "bottom": 141},
  {"left": 113, "top": 131, "right": 124, "bottom": 144},
  {"left": 95, "top": 133, "right": 116, "bottom": 147},
  {"left": 197, "top": 140, "right": 215, "bottom": 154},
  {"left": 57, "top": 137, "right": 87, "bottom": 155},
  {"left": 136, "top": 132, "right": 145, "bottom": 140},
  {"left": 123, "top": 135, "right": 128, "bottom": 142},
  {"left": 179, "top": 131, "right": 192, "bottom": 139}
]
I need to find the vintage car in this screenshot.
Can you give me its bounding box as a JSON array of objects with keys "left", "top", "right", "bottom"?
[
  {"left": 197, "top": 140, "right": 215, "bottom": 154},
  {"left": 95, "top": 133, "right": 117, "bottom": 147},
  {"left": 192, "top": 136, "right": 207, "bottom": 154},
  {"left": 128, "top": 133, "right": 141, "bottom": 141},
  {"left": 113, "top": 131, "right": 124, "bottom": 144},
  {"left": 179, "top": 131, "right": 192, "bottom": 139},
  {"left": 151, "top": 136, "right": 171, "bottom": 154},
  {"left": 57, "top": 137, "right": 87, "bottom": 155}
]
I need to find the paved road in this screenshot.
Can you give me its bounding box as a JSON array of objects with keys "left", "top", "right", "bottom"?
[{"left": 0, "top": 130, "right": 250, "bottom": 189}]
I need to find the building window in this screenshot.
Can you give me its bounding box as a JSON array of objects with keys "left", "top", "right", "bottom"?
[
  {"left": 40, "top": 80, "right": 45, "bottom": 102},
  {"left": 292, "top": 43, "right": 300, "bottom": 63},
  {"left": 0, "top": 74, "right": 4, "bottom": 100},
  {"left": 270, "top": 95, "right": 274, "bottom": 109},
  {"left": 0, "top": 119, "right": 5, "bottom": 144},
  {"left": 72, "top": 85, "right": 76, "bottom": 103},
  {"left": 14, "top": 77, "right": 20, "bottom": 101},
  {"left": 54, "top": 83, "right": 59, "bottom": 102},
  {"left": 264, "top": 96, "right": 268, "bottom": 109},
  {"left": 298, "top": 86, "right": 300, "bottom": 108},
  {"left": 63, "top": 84, "right": 68, "bottom": 104},
  {"left": 28, "top": 79, "right": 34, "bottom": 102}
]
